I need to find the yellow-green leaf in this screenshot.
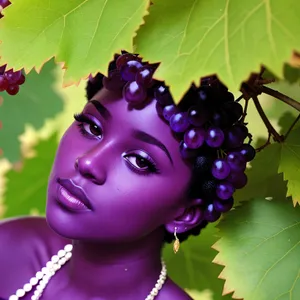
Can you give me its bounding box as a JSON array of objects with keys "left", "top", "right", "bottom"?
[
  {"left": 135, "top": 0, "right": 300, "bottom": 102},
  {"left": 0, "top": 0, "right": 148, "bottom": 85}
]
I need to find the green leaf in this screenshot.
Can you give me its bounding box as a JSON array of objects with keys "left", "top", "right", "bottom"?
[
  {"left": 163, "top": 224, "right": 231, "bottom": 299},
  {"left": 0, "top": 60, "right": 63, "bottom": 162},
  {"left": 284, "top": 64, "right": 300, "bottom": 84},
  {"left": 279, "top": 126, "right": 300, "bottom": 206},
  {"left": 2, "top": 134, "right": 57, "bottom": 218},
  {"left": 234, "top": 143, "right": 287, "bottom": 203},
  {"left": 135, "top": 0, "right": 300, "bottom": 102},
  {"left": 213, "top": 197, "right": 300, "bottom": 300},
  {"left": 0, "top": 0, "right": 148, "bottom": 85}
]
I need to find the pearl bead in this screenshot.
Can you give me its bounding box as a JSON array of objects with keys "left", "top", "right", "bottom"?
[
  {"left": 51, "top": 255, "right": 59, "bottom": 263},
  {"left": 16, "top": 289, "right": 25, "bottom": 297},
  {"left": 23, "top": 283, "right": 32, "bottom": 292},
  {"left": 58, "top": 249, "right": 66, "bottom": 257},
  {"left": 30, "top": 277, "right": 38, "bottom": 285},
  {"left": 9, "top": 295, "right": 18, "bottom": 300},
  {"left": 64, "top": 244, "right": 73, "bottom": 252}
]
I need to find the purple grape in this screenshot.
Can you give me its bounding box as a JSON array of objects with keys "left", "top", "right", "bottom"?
[
  {"left": 154, "top": 85, "right": 173, "bottom": 106},
  {"left": 4, "top": 69, "right": 22, "bottom": 84},
  {"left": 0, "top": 75, "right": 8, "bottom": 91},
  {"left": 179, "top": 141, "right": 199, "bottom": 159},
  {"left": 211, "top": 159, "right": 231, "bottom": 180},
  {"left": 169, "top": 112, "right": 189, "bottom": 133},
  {"left": 225, "top": 125, "right": 247, "bottom": 149},
  {"left": 162, "top": 104, "right": 179, "bottom": 121},
  {"left": 205, "top": 127, "right": 224, "bottom": 148},
  {"left": 0, "top": 0, "right": 10, "bottom": 8},
  {"left": 193, "top": 198, "right": 206, "bottom": 206},
  {"left": 135, "top": 66, "right": 153, "bottom": 87},
  {"left": 224, "top": 92, "right": 234, "bottom": 103},
  {"left": 204, "top": 204, "right": 221, "bottom": 222},
  {"left": 17, "top": 74, "right": 26, "bottom": 85},
  {"left": 213, "top": 197, "right": 234, "bottom": 213},
  {"left": 120, "top": 60, "right": 143, "bottom": 82},
  {"left": 102, "top": 70, "right": 125, "bottom": 90},
  {"left": 187, "top": 105, "right": 209, "bottom": 127},
  {"left": 184, "top": 127, "right": 205, "bottom": 149},
  {"left": 211, "top": 110, "right": 229, "bottom": 128},
  {"left": 238, "top": 144, "right": 256, "bottom": 162},
  {"left": 116, "top": 53, "right": 137, "bottom": 69},
  {"left": 0, "top": 65, "right": 6, "bottom": 75},
  {"left": 216, "top": 182, "right": 235, "bottom": 200},
  {"left": 123, "top": 81, "right": 146, "bottom": 104},
  {"left": 227, "top": 171, "right": 247, "bottom": 189},
  {"left": 6, "top": 84, "right": 19, "bottom": 95},
  {"left": 223, "top": 101, "right": 243, "bottom": 124},
  {"left": 226, "top": 152, "right": 246, "bottom": 172}
]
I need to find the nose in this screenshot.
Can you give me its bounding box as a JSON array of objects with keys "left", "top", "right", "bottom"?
[{"left": 75, "top": 143, "right": 112, "bottom": 185}]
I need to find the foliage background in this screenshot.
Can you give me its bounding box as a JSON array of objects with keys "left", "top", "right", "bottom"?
[{"left": 1, "top": 0, "right": 300, "bottom": 299}]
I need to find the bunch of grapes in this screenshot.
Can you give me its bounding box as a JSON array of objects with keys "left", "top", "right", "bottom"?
[
  {"left": 93, "top": 52, "right": 256, "bottom": 226},
  {"left": 0, "top": 65, "right": 25, "bottom": 95}
]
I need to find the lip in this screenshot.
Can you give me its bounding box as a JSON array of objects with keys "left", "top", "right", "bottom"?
[{"left": 56, "top": 178, "right": 93, "bottom": 211}]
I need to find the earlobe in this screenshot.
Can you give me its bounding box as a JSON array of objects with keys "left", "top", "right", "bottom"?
[{"left": 165, "top": 199, "right": 204, "bottom": 234}]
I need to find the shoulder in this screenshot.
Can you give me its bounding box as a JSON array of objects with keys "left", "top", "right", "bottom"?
[
  {"left": 158, "top": 278, "right": 194, "bottom": 300},
  {"left": 0, "top": 216, "right": 70, "bottom": 297}
]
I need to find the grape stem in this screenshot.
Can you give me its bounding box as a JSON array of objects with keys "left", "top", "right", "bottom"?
[
  {"left": 259, "top": 85, "right": 300, "bottom": 112},
  {"left": 252, "top": 95, "right": 284, "bottom": 143},
  {"left": 284, "top": 114, "right": 300, "bottom": 140}
]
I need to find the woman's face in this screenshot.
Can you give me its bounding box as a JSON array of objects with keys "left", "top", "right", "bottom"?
[{"left": 46, "top": 88, "right": 192, "bottom": 242}]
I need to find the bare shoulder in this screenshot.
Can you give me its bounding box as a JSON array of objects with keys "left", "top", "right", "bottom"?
[
  {"left": 0, "top": 216, "right": 70, "bottom": 297},
  {"left": 158, "top": 278, "right": 194, "bottom": 300}
]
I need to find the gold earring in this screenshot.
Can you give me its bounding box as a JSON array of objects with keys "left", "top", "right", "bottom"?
[{"left": 173, "top": 227, "right": 180, "bottom": 254}]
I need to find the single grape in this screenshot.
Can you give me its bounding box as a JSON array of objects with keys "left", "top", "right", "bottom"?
[
  {"left": 204, "top": 204, "right": 221, "bottom": 222},
  {"left": 16, "top": 74, "right": 26, "bottom": 85},
  {"left": 197, "top": 86, "right": 214, "bottom": 107},
  {"left": 213, "top": 197, "right": 234, "bottom": 213},
  {"left": 102, "top": 70, "right": 124, "bottom": 90},
  {"left": 227, "top": 171, "right": 247, "bottom": 189},
  {"left": 179, "top": 141, "right": 199, "bottom": 159},
  {"left": 0, "top": 75, "right": 8, "bottom": 91},
  {"left": 169, "top": 112, "right": 189, "bottom": 133},
  {"left": 5, "top": 69, "right": 22, "bottom": 84},
  {"left": 223, "top": 101, "right": 243, "bottom": 124},
  {"left": 162, "top": 104, "right": 179, "bottom": 121},
  {"left": 120, "top": 60, "right": 143, "bottom": 82},
  {"left": 184, "top": 127, "right": 205, "bottom": 149},
  {"left": 0, "top": 0, "right": 10, "bottom": 8},
  {"left": 238, "top": 144, "right": 256, "bottom": 162},
  {"left": 205, "top": 127, "right": 224, "bottom": 148},
  {"left": 154, "top": 85, "right": 173, "bottom": 106},
  {"left": 216, "top": 181, "right": 235, "bottom": 200},
  {"left": 226, "top": 152, "right": 246, "bottom": 172},
  {"left": 187, "top": 105, "right": 209, "bottom": 127},
  {"left": 0, "top": 64, "right": 6, "bottom": 75},
  {"left": 116, "top": 53, "right": 137, "bottom": 69},
  {"left": 193, "top": 198, "right": 206, "bottom": 206},
  {"left": 225, "top": 125, "right": 247, "bottom": 149},
  {"left": 211, "top": 158, "right": 231, "bottom": 180},
  {"left": 6, "top": 84, "right": 19, "bottom": 95},
  {"left": 193, "top": 155, "right": 215, "bottom": 175},
  {"left": 123, "top": 81, "right": 147, "bottom": 104},
  {"left": 211, "top": 110, "right": 229, "bottom": 128},
  {"left": 135, "top": 66, "right": 153, "bottom": 87}
]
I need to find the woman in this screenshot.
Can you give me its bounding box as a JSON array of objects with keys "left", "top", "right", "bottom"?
[{"left": 0, "top": 53, "right": 254, "bottom": 300}]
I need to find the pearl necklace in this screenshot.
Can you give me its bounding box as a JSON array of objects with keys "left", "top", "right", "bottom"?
[{"left": 8, "top": 244, "right": 167, "bottom": 300}]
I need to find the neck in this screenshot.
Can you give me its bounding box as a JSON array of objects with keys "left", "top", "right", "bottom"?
[{"left": 57, "top": 228, "right": 166, "bottom": 299}]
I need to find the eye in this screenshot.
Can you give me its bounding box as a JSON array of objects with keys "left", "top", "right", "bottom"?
[
  {"left": 82, "top": 122, "right": 102, "bottom": 137},
  {"left": 124, "top": 152, "right": 159, "bottom": 174},
  {"left": 74, "top": 113, "right": 103, "bottom": 138}
]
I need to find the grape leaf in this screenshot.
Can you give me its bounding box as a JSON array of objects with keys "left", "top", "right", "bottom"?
[
  {"left": 163, "top": 224, "right": 232, "bottom": 300},
  {"left": 234, "top": 143, "right": 287, "bottom": 203},
  {"left": 0, "top": 60, "right": 63, "bottom": 162},
  {"left": 213, "top": 197, "right": 300, "bottom": 300},
  {"left": 135, "top": 0, "right": 300, "bottom": 102},
  {"left": 279, "top": 126, "right": 300, "bottom": 206},
  {"left": 0, "top": 0, "right": 148, "bottom": 85},
  {"left": 284, "top": 64, "right": 300, "bottom": 84},
  {"left": 2, "top": 134, "right": 58, "bottom": 218}
]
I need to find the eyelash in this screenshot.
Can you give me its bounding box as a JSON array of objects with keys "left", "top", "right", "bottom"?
[{"left": 73, "top": 113, "right": 159, "bottom": 175}]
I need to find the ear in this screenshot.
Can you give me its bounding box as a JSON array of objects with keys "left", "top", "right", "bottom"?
[{"left": 165, "top": 199, "right": 204, "bottom": 234}]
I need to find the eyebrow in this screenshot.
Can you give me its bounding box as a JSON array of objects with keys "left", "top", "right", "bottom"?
[
  {"left": 132, "top": 130, "right": 173, "bottom": 165},
  {"left": 90, "top": 100, "right": 111, "bottom": 120}
]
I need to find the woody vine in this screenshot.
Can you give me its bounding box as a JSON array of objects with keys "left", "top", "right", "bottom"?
[{"left": 1, "top": 1, "right": 300, "bottom": 300}]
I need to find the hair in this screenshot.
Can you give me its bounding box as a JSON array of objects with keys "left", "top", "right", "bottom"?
[{"left": 84, "top": 52, "right": 251, "bottom": 243}]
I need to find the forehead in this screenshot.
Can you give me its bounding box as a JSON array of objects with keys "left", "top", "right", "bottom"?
[{"left": 90, "top": 88, "right": 182, "bottom": 159}]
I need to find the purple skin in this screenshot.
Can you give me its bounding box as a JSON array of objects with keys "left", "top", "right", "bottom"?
[{"left": 0, "top": 89, "right": 206, "bottom": 299}]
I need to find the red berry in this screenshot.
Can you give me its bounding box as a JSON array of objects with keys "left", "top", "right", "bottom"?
[
  {"left": 6, "top": 84, "right": 19, "bottom": 95},
  {"left": 17, "top": 74, "right": 26, "bottom": 85},
  {"left": 0, "top": 75, "right": 8, "bottom": 91}
]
